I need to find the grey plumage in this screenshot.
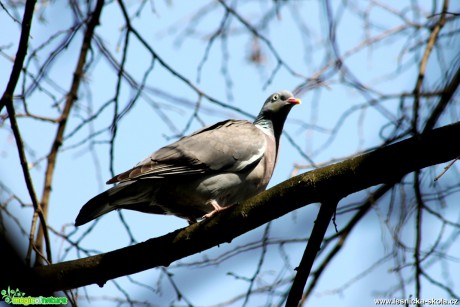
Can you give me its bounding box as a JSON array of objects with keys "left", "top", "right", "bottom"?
[{"left": 75, "top": 90, "right": 300, "bottom": 226}]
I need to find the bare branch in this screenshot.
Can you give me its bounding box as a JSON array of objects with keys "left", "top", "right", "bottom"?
[
  {"left": 19, "top": 122, "right": 460, "bottom": 293},
  {"left": 286, "top": 198, "right": 338, "bottom": 307},
  {"left": 0, "top": 0, "right": 37, "bottom": 112},
  {"left": 412, "top": 0, "right": 449, "bottom": 133},
  {"left": 33, "top": 0, "right": 105, "bottom": 266}
]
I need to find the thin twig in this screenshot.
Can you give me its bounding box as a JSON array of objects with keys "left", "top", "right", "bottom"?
[
  {"left": 412, "top": 0, "right": 449, "bottom": 133},
  {"left": 434, "top": 156, "right": 460, "bottom": 182},
  {"left": 413, "top": 171, "right": 423, "bottom": 307},
  {"left": 0, "top": 0, "right": 37, "bottom": 112}
]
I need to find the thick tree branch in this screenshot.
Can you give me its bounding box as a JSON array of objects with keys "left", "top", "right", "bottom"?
[
  {"left": 300, "top": 183, "right": 394, "bottom": 304},
  {"left": 20, "top": 121, "right": 460, "bottom": 293},
  {"left": 286, "top": 198, "right": 339, "bottom": 307}
]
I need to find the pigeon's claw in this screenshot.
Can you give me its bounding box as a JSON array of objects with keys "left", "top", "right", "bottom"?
[{"left": 202, "top": 200, "right": 230, "bottom": 219}]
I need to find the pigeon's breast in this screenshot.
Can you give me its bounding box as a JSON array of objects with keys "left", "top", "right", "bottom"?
[
  {"left": 153, "top": 168, "right": 265, "bottom": 219},
  {"left": 153, "top": 132, "right": 278, "bottom": 220},
  {"left": 248, "top": 132, "right": 277, "bottom": 190}
]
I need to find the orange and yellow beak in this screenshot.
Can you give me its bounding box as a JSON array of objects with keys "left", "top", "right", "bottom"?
[{"left": 287, "top": 97, "right": 301, "bottom": 105}]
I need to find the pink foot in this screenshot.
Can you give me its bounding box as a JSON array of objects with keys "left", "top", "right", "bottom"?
[{"left": 202, "top": 200, "right": 230, "bottom": 219}]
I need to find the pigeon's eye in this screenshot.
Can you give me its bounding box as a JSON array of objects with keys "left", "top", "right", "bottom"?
[{"left": 271, "top": 94, "right": 279, "bottom": 102}]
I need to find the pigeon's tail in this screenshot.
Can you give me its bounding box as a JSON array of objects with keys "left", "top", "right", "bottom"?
[
  {"left": 75, "top": 181, "right": 160, "bottom": 226},
  {"left": 75, "top": 189, "right": 115, "bottom": 226}
]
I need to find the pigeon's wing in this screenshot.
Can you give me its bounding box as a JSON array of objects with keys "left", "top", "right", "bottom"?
[{"left": 107, "top": 120, "right": 267, "bottom": 184}]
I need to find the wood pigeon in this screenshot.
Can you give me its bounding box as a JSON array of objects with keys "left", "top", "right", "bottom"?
[{"left": 75, "top": 90, "right": 301, "bottom": 226}]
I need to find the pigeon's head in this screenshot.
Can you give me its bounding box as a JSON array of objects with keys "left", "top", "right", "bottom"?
[
  {"left": 259, "top": 90, "right": 301, "bottom": 116},
  {"left": 254, "top": 90, "right": 301, "bottom": 139},
  {"left": 255, "top": 90, "right": 301, "bottom": 130}
]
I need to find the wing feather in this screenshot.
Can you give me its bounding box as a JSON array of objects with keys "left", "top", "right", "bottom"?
[{"left": 107, "top": 120, "right": 266, "bottom": 184}]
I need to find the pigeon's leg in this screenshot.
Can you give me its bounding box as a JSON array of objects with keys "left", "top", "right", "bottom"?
[{"left": 202, "top": 200, "right": 230, "bottom": 219}]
